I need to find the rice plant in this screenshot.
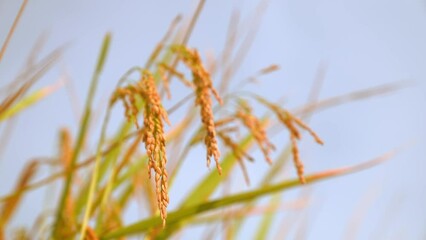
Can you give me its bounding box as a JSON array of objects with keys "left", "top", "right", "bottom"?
[{"left": 0, "top": 0, "right": 409, "bottom": 239}]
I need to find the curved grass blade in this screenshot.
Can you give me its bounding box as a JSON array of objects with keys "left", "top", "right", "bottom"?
[
  {"left": 51, "top": 33, "right": 111, "bottom": 238},
  {"left": 0, "top": 0, "right": 28, "bottom": 63},
  {"left": 0, "top": 81, "right": 63, "bottom": 121},
  {"left": 254, "top": 194, "right": 280, "bottom": 240},
  {"left": 102, "top": 149, "right": 397, "bottom": 239},
  {"left": 0, "top": 161, "right": 38, "bottom": 235},
  {"left": 77, "top": 33, "right": 112, "bottom": 240}
]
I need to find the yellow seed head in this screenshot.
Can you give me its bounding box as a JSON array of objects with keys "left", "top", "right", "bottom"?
[{"left": 172, "top": 45, "right": 223, "bottom": 174}]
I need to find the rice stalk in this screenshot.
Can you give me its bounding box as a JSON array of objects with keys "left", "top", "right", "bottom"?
[
  {"left": 254, "top": 194, "right": 280, "bottom": 240},
  {"left": 0, "top": 0, "right": 28, "bottom": 63},
  {"left": 72, "top": 33, "right": 111, "bottom": 240}
]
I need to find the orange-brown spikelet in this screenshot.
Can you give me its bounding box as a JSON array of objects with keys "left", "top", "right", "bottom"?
[
  {"left": 138, "top": 71, "right": 170, "bottom": 227},
  {"left": 257, "top": 98, "right": 323, "bottom": 184},
  {"left": 290, "top": 134, "right": 305, "bottom": 184},
  {"left": 172, "top": 45, "right": 223, "bottom": 174},
  {"left": 235, "top": 104, "right": 275, "bottom": 164},
  {"left": 111, "top": 70, "right": 170, "bottom": 226},
  {"left": 110, "top": 87, "right": 140, "bottom": 129}
]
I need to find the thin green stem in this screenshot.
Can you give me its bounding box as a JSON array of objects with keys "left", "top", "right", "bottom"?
[
  {"left": 78, "top": 102, "right": 112, "bottom": 240},
  {"left": 79, "top": 66, "right": 143, "bottom": 239},
  {"left": 52, "top": 33, "right": 111, "bottom": 238}
]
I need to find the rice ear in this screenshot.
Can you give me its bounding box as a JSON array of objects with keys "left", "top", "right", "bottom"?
[
  {"left": 235, "top": 106, "right": 275, "bottom": 165},
  {"left": 113, "top": 70, "right": 170, "bottom": 226},
  {"left": 255, "top": 96, "right": 323, "bottom": 183},
  {"left": 139, "top": 71, "right": 170, "bottom": 226},
  {"left": 171, "top": 45, "right": 223, "bottom": 174}
]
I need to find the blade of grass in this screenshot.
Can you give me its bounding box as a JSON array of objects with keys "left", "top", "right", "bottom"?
[
  {"left": 51, "top": 33, "right": 111, "bottom": 238},
  {"left": 77, "top": 33, "right": 112, "bottom": 240},
  {"left": 187, "top": 199, "right": 307, "bottom": 225},
  {"left": 0, "top": 33, "right": 49, "bottom": 95},
  {"left": 0, "top": 0, "right": 28, "bottom": 63},
  {"left": 102, "top": 149, "right": 397, "bottom": 239},
  {"left": 253, "top": 193, "right": 280, "bottom": 240},
  {"left": 294, "top": 81, "right": 410, "bottom": 116},
  {"left": 0, "top": 81, "right": 63, "bottom": 121},
  {"left": 0, "top": 161, "right": 38, "bottom": 232},
  {"left": 0, "top": 46, "right": 63, "bottom": 116},
  {"left": 95, "top": 130, "right": 130, "bottom": 232},
  {"left": 145, "top": 15, "right": 182, "bottom": 70},
  {"left": 219, "top": 0, "right": 269, "bottom": 93},
  {"left": 160, "top": 0, "right": 206, "bottom": 84}
]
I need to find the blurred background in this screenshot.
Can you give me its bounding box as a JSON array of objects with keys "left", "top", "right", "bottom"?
[{"left": 0, "top": 0, "right": 425, "bottom": 239}]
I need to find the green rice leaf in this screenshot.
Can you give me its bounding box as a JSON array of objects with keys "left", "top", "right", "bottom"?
[
  {"left": 102, "top": 150, "right": 394, "bottom": 239},
  {"left": 0, "top": 81, "right": 62, "bottom": 121}
]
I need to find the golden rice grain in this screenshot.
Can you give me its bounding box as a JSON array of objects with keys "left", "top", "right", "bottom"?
[
  {"left": 257, "top": 99, "right": 323, "bottom": 184},
  {"left": 138, "top": 71, "right": 170, "bottom": 226},
  {"left": 111, "top": 70, "right": 170, "bottom": 226},
  {"left": 290, "top": 134, "right": 305, "bottom": 184},
  {"left": 110, "top": 87, "right": 140, "bottom": 129},
  {"left": 235, "top": 107, "right": 275, "bottom": 164},
  {"left": 172, "top": 45, "right": 223, "bottom": 174}
]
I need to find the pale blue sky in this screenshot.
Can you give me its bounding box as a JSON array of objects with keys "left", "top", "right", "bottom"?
[{"left": 1, "top": 0, "right": 425, "bottom": 239}]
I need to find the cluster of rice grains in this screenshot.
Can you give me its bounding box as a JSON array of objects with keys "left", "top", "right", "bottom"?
[
  {"left": 171, "top": 45, "right": 224, "bottom": 174},
  {"left": 110, "top": 45, "right": 323, "bottom": 227},
  {"left": 111, "top": 70, "right": 170, "bottom": 226}
]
